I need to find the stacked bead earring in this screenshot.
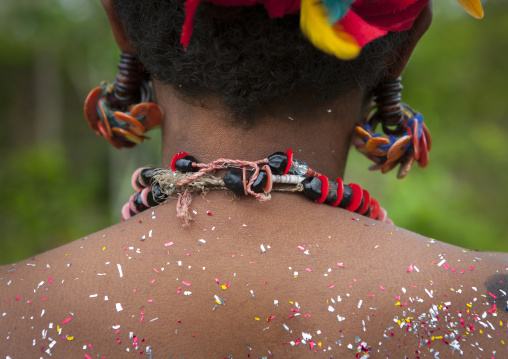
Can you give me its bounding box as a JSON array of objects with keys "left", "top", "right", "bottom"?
[
  {"left": 353, "top": 77, "right": 432, "bottom": 179},
  {"left": 84, "top": 52, "right": 163, "bottom": 149}
]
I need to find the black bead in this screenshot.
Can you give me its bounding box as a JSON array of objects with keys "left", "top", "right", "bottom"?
[
  {"left": 338, "top": 185, "right": 353, "bottom": 208},
  {"left": 252, "top": 171, "right": 268, "bottom": 193},
  {"left": 223, "top": 169, "right": 246, "bottom": 195},
  {"left": 147, "top": 184, "right": 167, "bottom": 206},
  {"left": 302, "top": 177, "right": 322, "bottom": 200},
  {"left": 325, "top": 180, "right": 339, "bottom": 205},
  {"left": 138, "top": 167, "right": 156, "bottom": 187},
  {"left": 134, "top": 192, "right": 149, "bottom": 212},
  {"left": 268, "top": 152, "right": 288, "bottom": 175},
  {"left": 175, "top": 156, "right": 199, "bottom": 173}
]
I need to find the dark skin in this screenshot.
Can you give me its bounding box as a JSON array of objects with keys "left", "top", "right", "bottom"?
[{"left": 1, "top": 1, "right": 507, "bottom": 357}]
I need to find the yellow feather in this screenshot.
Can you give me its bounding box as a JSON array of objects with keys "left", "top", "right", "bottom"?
[
  {"left": 456, "top": 0, "right": 484, "bottom": 19},
  {"left": 300, "top": 0, "right": 360, "bottom": 60}
]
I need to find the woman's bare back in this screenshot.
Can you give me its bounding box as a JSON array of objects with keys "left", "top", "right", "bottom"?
[{"left": 1, "top": 192, "right": 507, "bottom": 358}]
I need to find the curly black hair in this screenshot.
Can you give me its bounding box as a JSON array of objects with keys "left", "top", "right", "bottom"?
[{"left": 113, "top": 0, "right": 408, "bottom": 123}]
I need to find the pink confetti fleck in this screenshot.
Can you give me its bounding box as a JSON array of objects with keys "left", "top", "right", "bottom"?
[
  {"left": 164, "top": 241, "right": 174, "bottom": 247},
  {"left": 140, "top": 315, "right": 144, "bottom": 322},
  {"left": 61, "top": 317, "right": 72, "bottom": 324},
  {"left": 15, "top": 296, "right": 20, "bottom": 301},
  {"left": 337, "top": 262, "right": 344, "bottom": 268},
  {"left": 182, "top": 281, "right": 191, "bottom": 286},
  {"left": 489, "top": 292, "right": 497, "bottom": 299},
  {"left": 153, "top": 268, "right": 159, "bottom": 273},
  {"left": 329, "top": 285, "right": 335, "bottom": 289},
  {"left": 88, "top": 343, "right": 93, "bottom": 348},
  {"left": 150, "top": 279, "right": 156, "bottom": 284},
  {"left": 306, "top": 268, "right": 312, "bottom": 272},
  {"left": 290, "top": 308, "right": 300, "bottom": 313},
  {"left": 116, "top": 338, "right": 121, "bottom": 344},
  {"left": 469, "top": 266, "right": 474, "bottom": 271},
  {"left": 84, "top": 355, "right": 92, "bottom": 359},
  {"left": 380, "top": 285, "right": 385, "bottom": 291},
  {"left": 309, "top": 340, "right": 314, "bottom": 349},
  {"left": 147, "top": 299, "right": 153, "bottom": 303},
  {"left": 443, "top": 263, "right": 450, "bottom": 270},
  {"left": 206, "top": 210, "right": 212, "bottom": 216},
  {"left": 297, "top": 245, "right": 305, "bottom": 251},
  {"left": 115, "top": 329, "right": 121, "bottom": 334},
  {"left": 215, "top": 278, "right": 219, "bottom": 284},
  {"left": 407, "top": 263, "right": 413, "bottom": 272},
  {"left": 395, "top": 296, "right": 400, "bottom": 300},
  {"left": 48, "top": 277, "right": 53, "bottom": 284},
  {"left": 177, "top": 287, "right": 182, "bottom": 295},
  {"left": 42, "top": 296, "right": 46, "bottom": 301},
  {"left": 187, "top": 252, "right": 191, "bottom": 256}
]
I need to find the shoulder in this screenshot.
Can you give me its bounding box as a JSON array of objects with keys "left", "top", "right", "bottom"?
[{"left": 1, "top": 198, "right": 506, "bottom": 357}]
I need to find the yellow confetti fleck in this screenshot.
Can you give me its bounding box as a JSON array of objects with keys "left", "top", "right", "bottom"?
[
  {"left": 221, "top": 285, "right": 228, "bottom": 290},
  {"left": 395, "top": 301, "right": 401, "bottom": 306},
  {"left": 466, "top": 303, "right": 472, "bottom": 307},
  {"left": 480, "top": 329, "right": 483, "bottom": 334},
  {"left": 67, "top": 336, "right": 74, "bottom": 341},
  {"left": 102, "top": 247, "right": 106, "bottom": 251},
  {"left": 502, "top": 340, "right": 505, "bottom": 345},
  {"left": 255, "top": 317, "right": 260, "bottom": 321}
]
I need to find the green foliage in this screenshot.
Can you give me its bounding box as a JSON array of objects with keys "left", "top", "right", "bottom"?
[{"left": 0, "top": 144, "right": 110, "bottom": 263}]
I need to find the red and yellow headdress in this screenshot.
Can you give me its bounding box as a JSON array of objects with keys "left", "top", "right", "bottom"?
[{"left": 181, "top": 0, "right": 484, "bottom": 60}]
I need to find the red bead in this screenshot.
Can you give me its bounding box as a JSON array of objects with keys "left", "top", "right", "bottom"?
[
  {"left": 171, "top": 152, "right": 189, "bottom": 171},
  {"left": 358, "top": 190, "right": 371, "bottom": 215},
  {"left": 283, "top": 149, "right": 293, "bottom": 175},
  {"left": 369, "top": 198, "right": 380, "bottom": 220},
  {"left": 346, "top": 183, "right": 363, "bottom": 212},
  {"left": 330, "top": 177, "right": 344, "bottom": 207},
  {"left": 316, "top": 175, "right": 329, "bottom": 204}
]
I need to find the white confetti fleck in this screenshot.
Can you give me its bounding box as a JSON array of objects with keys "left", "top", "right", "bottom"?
[
  {"left": 117, "top": 264, "right": 123, "bottom": 278},
  {"left": 116, "top": 303, "right": 123, "bottom": 312},
  {"left": 328, "top": 305, "right": 335, "bottom": 312},
  {"left": 90, "top": 294, "right": 97, "bottom": 298},
  {"left": 437, "top": 259, "right": 446, "bottom": 267},
  {"left": 260, "top": 244, "right": 266, "bottom": 253},
  {"left": 358, "top": 300, "right": 363, "bottom": 309},
  {"left": 183, "top": 291, "right": 192, "bottom": 295}
]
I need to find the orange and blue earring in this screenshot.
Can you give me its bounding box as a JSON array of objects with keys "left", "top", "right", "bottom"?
[
  {"left": 353, "top": 77, "right": 432, "bottom": 179},
  {"left": 84, "top": 52, "right": 163, "bottom": 149}
]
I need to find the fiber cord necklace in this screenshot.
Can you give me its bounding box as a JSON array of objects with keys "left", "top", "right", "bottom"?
[{"left": 121, "top": 150, "right": 392, "bottom": 226}]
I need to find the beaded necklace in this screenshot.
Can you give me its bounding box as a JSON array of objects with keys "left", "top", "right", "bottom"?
[{"left": 121, "top": 150, "right": 392, "bottom": 226}]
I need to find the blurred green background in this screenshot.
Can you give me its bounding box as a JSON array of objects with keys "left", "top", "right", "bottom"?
[{"left": 0, "top": 0, "right": 507, "bottom": 265}]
